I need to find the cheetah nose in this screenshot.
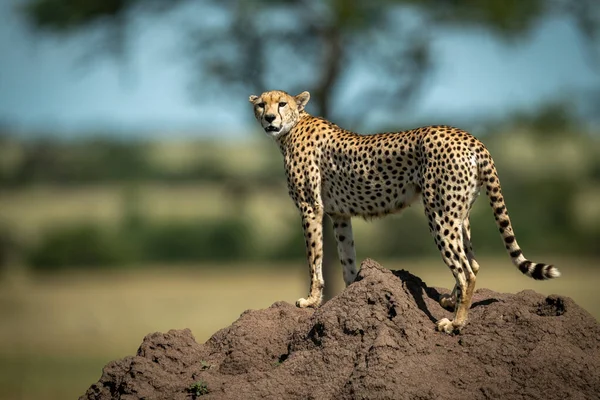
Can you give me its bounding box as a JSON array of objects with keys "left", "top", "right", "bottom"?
[{"left": 265, "top": 114, "right": 276, "bottom": 123}]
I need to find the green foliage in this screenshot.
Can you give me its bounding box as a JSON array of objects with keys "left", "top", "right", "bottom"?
[
  {"left": 23, "top": 0, "right": 129, "bottom": 32},
  {"left": 182, "top": 159, "right": 231, "bottom": 183},
  {"left": 139, "top": 218, "right": 251, "bottom": 263},
  {"left": 269, "top": 223, "right": 306, "bottom": 261},
  {"left": 0, "top": 135, "right": 289, "bottom": 189},
  {"left": 24, "top": 0, "right": 600, "bottom": 127},
  {"left": 22, "top": 0, "right": 180, "bottom": 32},
  {"left": 188, "top": 381, "right": 209, "bottom": 397},
  {"left": 373, "top": 212, "right": 437, "bottom": 258},
  {"left": 499, "top": 179, "right": 582, "bottom": 251},
  {"left": 26, "top": 217, "right": 253, "bottom": 270},
  {"left": 470, "top": 177, "right": 586, "bottom": 255},
  {"left": 504, "top": 101, "right": 581, "bottom": 137},
  {"left": 4, "top": 139, "right": 155, "bottom": 186},
  {"left": 405, "top": 0, "right": 546, "bottom": 37},
  {"left": 0, "top": 227, "right": 20, "bottom": 267},
  {"left": 11, "top": 0, "right": 600, "bottom": 275},
  {"left": 28, "top": 224, "right": 134, "bottom": 270},
  {"left": 9, "top": 125, "right": 600, "bottom": 270}
]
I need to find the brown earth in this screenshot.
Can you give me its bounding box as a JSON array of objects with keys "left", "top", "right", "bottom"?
[{"left": 81, "top": 259, "right": 600, "bottom": 400}]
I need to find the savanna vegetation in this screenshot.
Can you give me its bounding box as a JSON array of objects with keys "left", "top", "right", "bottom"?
[
  {"left": 1, "top": 110, "right": 599, "bottom": 273},
  {"left": 1, "top": 1, "right": 599, "bottom": 398},
  {"left": 2, "top": 113, "right": 599, "bottom": 400}
]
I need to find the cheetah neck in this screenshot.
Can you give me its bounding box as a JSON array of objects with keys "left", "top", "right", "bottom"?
[{"left": 274, "top": 111, "right": 314, "bottom": 148}]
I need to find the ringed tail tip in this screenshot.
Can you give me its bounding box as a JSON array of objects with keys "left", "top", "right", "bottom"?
[
  {"left": 518, "top": 261, "right": 561, "bottom": 280},
  {"left": 547, "top": 267, "right": 561, "bottom": 279}
]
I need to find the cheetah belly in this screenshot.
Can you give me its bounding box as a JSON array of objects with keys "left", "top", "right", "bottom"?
[{"left": 321, "top": 169, "right": 421, "bottom": 218}]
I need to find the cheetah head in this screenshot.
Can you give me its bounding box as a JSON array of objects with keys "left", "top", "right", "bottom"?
[{"left": 248, "top": 90, "right": 310, "bottom": 138}]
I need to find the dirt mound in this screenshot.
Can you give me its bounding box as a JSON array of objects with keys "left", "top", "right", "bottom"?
[{"left": 82, "top": 259, "right": 600, "bottom": 400}]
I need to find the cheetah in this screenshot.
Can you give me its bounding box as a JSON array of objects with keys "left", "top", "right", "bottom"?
[{"left": 249, "top": 90, "right": 560, "bottom": 333}]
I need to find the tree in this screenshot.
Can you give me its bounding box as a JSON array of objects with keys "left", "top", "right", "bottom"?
[
  {"left": 22, "top": 0, "right": 599, "bottom": 125},
  {"left": 21, "top": 0, "right": 600, "bottom": 300}
]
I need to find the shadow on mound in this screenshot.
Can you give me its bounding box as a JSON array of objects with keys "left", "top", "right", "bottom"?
[{"left": 82, "top": 259, "right": 600, "bottom": 400}]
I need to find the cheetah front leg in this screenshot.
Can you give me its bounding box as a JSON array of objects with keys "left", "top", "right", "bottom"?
[
  {"left": 330, "top": 216, "right": 358, "bottom": 286},
  {"left": 296, "top": 205, "right": 325, "bottom": 308}
]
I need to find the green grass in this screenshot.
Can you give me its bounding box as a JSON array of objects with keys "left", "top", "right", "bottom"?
[
  {"left": 0, "top": 258, "right": 598, "bottom": 400},
  {"left": 0, "top": 355, "right": 107, "bottom": 400},
  {"left": 0, "top": 183, "right": 295, "bottom": 245},
  {"left": 0, "top": 263, "right": 306, "bottom": 399},
  {"left": 188, "top": 380, "right": 210, "bottom": 397}
]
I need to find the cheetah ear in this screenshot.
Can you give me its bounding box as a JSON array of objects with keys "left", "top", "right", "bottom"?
[
  {"left": 249, "top": 95, "right": 259, "bottom": 103},
  {"left": 295, "top": 91, "right": 310, "bottom": 111}
]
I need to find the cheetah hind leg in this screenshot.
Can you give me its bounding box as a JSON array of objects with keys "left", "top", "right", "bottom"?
[
  {"left": 462, "top": 218, "right": 480, "bottom": 276},
  {"left": 431, "top": 220, "right": 477, "bottom": 334},
  {"left": 438, "top": 219, "right": 479, "bottom": 311},
  {"left": 439, "top": 287, "right": 457, "bottom": 311},
  {"left": 330, "top": 216, "right": 358, "bottom": 286}
]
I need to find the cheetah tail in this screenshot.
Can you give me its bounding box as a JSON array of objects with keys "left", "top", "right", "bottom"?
[{"left": 482, "top": 161, "right": 561, "bottom": 280}]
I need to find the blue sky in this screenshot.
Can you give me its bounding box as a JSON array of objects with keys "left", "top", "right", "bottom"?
[{"left": 0, "top": 1, "right": 598, "bottom": 139}]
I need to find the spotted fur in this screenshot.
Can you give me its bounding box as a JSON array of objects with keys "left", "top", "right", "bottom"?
[{"left": 249, "top": 90, "right": 560, "bottom": 333}]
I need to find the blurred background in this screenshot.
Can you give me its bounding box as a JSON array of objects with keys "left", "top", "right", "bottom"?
[{"left": 1, "top": 0, "right": 599, "bottom": 398}]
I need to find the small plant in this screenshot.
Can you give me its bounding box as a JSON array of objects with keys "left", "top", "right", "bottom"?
[{"left": 189, "top": 381, "right": 209, "bottom": 397}]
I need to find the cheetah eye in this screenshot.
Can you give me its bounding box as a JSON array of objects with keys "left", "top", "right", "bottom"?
[
  {"left": 256, "top": 102, "right": 265, "bottom": 108},
  {"left": 278, "top": 102, "right": 287, "bottom": 107}
]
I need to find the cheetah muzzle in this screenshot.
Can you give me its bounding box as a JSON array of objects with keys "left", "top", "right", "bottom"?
[{"left": 249, "top": 89, "right": 561, "bottom": 334}]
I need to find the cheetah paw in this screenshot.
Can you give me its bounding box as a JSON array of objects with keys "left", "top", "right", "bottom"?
[
  {"left": 296, "top": 296, "right": 320, "bottom": 308},
  {"left": 436, "top": 318, "right": 462, "bottom": 334}
]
